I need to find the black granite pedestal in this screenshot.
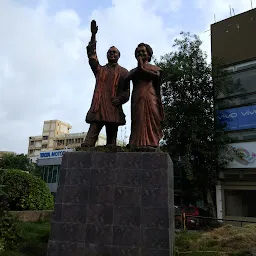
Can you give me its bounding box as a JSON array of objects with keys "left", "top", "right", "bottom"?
[{"left": 47, "top": 152, "right": 174, "bottom": 256}]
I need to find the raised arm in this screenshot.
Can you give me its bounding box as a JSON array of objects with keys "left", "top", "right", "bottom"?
[
  {"left": 86, "top": 20, "right": 100, "bottom": 76},
  {"left": 138, "top": 57, "right": 160, "bottom": 79}
]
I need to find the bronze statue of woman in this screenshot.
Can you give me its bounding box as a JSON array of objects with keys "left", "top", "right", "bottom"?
[{"left": 126, "top": 43, "right": 164, "bottom": 147}]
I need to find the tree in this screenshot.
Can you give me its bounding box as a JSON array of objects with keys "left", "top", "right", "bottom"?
[
  {"left": 156, "top": 32, "right": 233, "bottom": 216},
  {"left": 3, "top": 169, "right": 54, "bottom": 211},
  {"left": 0, "top": 153, "right": 42, "bottom": 177}
]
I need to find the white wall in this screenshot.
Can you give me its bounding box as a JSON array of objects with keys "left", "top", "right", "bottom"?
[
  {"left": 34, "top": 150, "right": 40, "bottom": 156},
  {"left": 216, "top": 183, "right": 223, "bottom": 220},
  {"left": 97, "top": 137, "right": 106, "bottom": 145},
  {"left": 35, "top": 141, "right": 42, "bottom": 147},
  {"left": 51, "top": 122, "right": 56, "bottom": 130},
  {"left": 60, "top": 125, "right": 69, "bottom": 134},
  {"left": 48, "top": 139, "right": 54, "bottom": 147},
  {"left": 43, "top": 123, "right": 50, "bottom": 131},
  {"left": 29, "top": 156, "right": 38, "bottom": 163}
]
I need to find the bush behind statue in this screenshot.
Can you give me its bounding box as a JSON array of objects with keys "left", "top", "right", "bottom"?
[
  {"left": 0, "top": 212, "right": 21, "bottom": 250},
  {"left": 3, "top": 169, "right": 54, "bottom": 211}
]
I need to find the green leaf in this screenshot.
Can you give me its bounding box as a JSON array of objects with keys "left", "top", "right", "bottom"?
[{"left": 155, "top": 31, "right": 235, "bottom": 212}]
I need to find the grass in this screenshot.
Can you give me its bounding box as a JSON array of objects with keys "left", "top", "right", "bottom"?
[
  {"left": 0, "top": 221, "right": 50, "bottom": 256},
  {"left": 175, "top": 224, "right": 256, "bottom": 255},
  {"left": 1, "top": 222, "right": 256, "bottom": 255}
]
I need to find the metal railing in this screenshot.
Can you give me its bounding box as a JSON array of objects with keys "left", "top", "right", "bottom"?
[{"left": 175, "top": 214, "right": 256, "bottom": 230}]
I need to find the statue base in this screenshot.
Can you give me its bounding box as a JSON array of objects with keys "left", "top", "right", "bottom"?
[
  {"left": 77, "top": 145, "right": 162, "bottom": 152},
  {"left": 47, "top": 151, "right": 174, "bottom": 256}
]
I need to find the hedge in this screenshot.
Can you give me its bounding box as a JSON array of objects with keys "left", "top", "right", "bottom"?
[{"left": 3, "top": 169, "right": 54, "bottom": 211}]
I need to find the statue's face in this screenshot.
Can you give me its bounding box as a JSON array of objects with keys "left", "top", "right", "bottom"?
[
  {"left": 107, "top": 47, "right": 120, "bottom": 63},
  {"left": 136, "top": 46, "right": 148, "bottom": 62}
]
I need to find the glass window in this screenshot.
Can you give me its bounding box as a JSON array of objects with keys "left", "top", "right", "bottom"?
[
  {"left": 56, "top": 166, "right": 60, "bottom": 183},
  {"left": 218, "top": 68, "right": 256, "bottom": 99},
  {"left": 41, "top": 165, "right": 62, "bottom": 183},
  {"left": 48, "top": 167, "right": 53, "bottom": 183},
  {"left": 232, "top": 68, "right": 256, "bottom": 95},
  {"left": 52, "top": 166, "right": 59, "bottom": 183},
  {"left": 235, "top": 60, "right": 256, "bottom": 71},
  {"left": 216, "top": 92, "right": 256, "bottom": 109},
  {"left": 228, "top": 129, "right": 256, "bottom": 142},
  {"left": 225, "top": 190, "right": 256, "bottom": 217},
  {"left": 42, "top": 166, "right": 48, "bottom": 182}
]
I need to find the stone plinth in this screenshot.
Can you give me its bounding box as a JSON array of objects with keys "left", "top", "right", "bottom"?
[{"left": 47, "top": 151, "right": 174, "bottom": 256}]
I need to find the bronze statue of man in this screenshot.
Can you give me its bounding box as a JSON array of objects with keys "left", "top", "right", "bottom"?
[{"left": 82, "top": 20, "right": 130, "bottom": 147}]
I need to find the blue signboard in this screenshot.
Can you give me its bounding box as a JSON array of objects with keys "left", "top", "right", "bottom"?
[
  {"left": 217, "top": 105, "right": 256, "bottom": 131},
  {"left": 39, "top": 149, "right": 73, "bottom": 159}
]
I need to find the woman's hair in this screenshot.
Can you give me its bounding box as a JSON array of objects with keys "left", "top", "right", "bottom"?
[{"left": 135, "top": 43, "right": 153, "bottom": 62}]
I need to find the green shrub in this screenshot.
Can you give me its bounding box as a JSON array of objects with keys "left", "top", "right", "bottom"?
[
  {"left": 0, "top": 238, "right": 4, "bottom": 253},
  {"left": 0, "top": 212, "right": 21, "bottom": 250},
  {"left": 3, "top": 169, "right": 54, "bottom": 211}
]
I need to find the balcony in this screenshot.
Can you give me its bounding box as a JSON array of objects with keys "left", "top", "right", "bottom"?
[
  {"left": 30, "top": 136, "right": 42, "bottom": 141},
  {"left": 56, "top": 132, "right": 87, "bottom": 139},
  {"left": 55, "top": 145, "right": 66, "bottom": 150},
  {"left": 54, "top": 142, "right": 82, "bottom": 150}
]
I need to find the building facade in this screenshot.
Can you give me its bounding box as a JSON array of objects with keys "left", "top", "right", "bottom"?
[
  {"left": 31, "top": 120, "right": 125, "bottom": 194},
  {"left": 211, "top": 8, "right": 256, "bottom": 221},
  {"left": 37, "top": 149, "right": 74, "bottom": 194},
  {"left": 28, "top": 120, "right": 107, "bottom": 162}
]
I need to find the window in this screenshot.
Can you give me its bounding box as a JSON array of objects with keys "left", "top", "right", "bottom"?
[
  {"left": 48, "top": 168, "right": 53, "bottom": 183},
  {"left": 42, "top": 144, "right": 47, "bottom": 148},
  {"left": 235, "top": 60, "right": 256, "bottom": 72},
  {"left": 228, "top": 129, "right": 256, "bottom": 142},
  {"left": 42, "top": 166, "right": 49, "bottom": 182},
  {"left": 217, "top": 67, "right": 256, "bottom": 100},
  {"left": 216, "top": 92, "right": 256, "bottom": 109},
  {"left": 30, "top": 141, "right": 34, "bottom": 145},
  {"left": 225, "top": 190, "right": 256, "bottom": 217},
  {"left": 52, "top": 166, "right": 58, "bottom": 183},
  {"left": 42, "top": 165, "right": 60, "bottom": 183},
  {"left": 43, "top": 136, "right": 48, "bottom": 140}
]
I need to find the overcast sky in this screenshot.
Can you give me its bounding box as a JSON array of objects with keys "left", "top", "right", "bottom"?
[{"left": 0, "top": 0, "right": 253, "bottom": 153}]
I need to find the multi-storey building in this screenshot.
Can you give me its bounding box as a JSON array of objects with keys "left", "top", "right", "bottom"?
[
  {"left": 28, "top": 120, "right": 125, "bottom": 194},
  {"left": 28, "top": 120, "right": 71, "bottom": 162},
  {"left": 211, "top": 8, "right": 256, "bottom": 221},
  {"left": 28, "top": 120, "right": 107, "bottom": 162}
]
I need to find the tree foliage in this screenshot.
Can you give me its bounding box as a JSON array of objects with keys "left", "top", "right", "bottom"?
[
  {"left": 156, "top": 32, "right": 233, "bottom": 212},
  {"left": 0, "top": 169, "right": 22, "bottom": 252},
  {"left": 3, "top": 169, "right": 54, "bottom": 211},
  {"left": 0, "top": 153, "right": 42, "bottom": 177},
  {"left": 0, "top": 212, "right": 21, "bottom": 251}
]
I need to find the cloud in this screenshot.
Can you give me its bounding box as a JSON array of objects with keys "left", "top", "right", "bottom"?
[
  {"left": 0, "top": 0, "right": 181, "bottom": 153},
  {"left": 2, "top": 0, "right": 252, "bottom": 154}
]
